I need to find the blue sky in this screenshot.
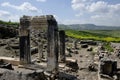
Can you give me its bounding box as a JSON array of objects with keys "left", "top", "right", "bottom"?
[{"left": 0, "top": 0, "right": 120, "bottom": 26}]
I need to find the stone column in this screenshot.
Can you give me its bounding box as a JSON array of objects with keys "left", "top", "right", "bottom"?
[
  {"left": 19, "top": 16, "right": 31, "bottom": 64},
  {"left": 47, "top": 15, "right": 58, "bottom": 73},
  {"left": 74, "top": 40, "right": 78, "bottom": 49},
  {"left": 59, "top": 30, "right": 66, "bottom": 62},
  {"left": 38, "top": 42, "right": 43, "bottom": 60}
]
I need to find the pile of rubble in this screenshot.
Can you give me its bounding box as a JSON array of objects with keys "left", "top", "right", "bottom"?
[{"left": 0, "top": 26, "right": 18, "bottom": 39}]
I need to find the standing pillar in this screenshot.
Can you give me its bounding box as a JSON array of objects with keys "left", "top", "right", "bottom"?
[
  {"left": 59, "top": 30, "right": 66, "bottom": 62},
  {"left": 47, "top": 15, "right": 58, "bottom": 73},
  {"left": 19, "top": 16, "right": 31, "bottom": 64},
  {"left": 38, "top": 42, "right": 43, "bottom": 60},
  {"left": 74, "top": 40, "right": 78, "bottom": 49}
]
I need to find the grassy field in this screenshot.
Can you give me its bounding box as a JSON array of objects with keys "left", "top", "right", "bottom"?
[
  {"left": 86, "top": 30, "right": 120, "bottom": 37},
  {"left": 65, "top": 30, "right": 120, "bottom": 42}
]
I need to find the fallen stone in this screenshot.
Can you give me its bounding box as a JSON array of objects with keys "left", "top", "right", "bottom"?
[
  {"left": 74, "top": 50, "right": 79, "bottom": 54},
  {"left": 87, "top": 47, "right": 93, "bottom": 51},
  {"left": 31, "top": 47, "right": 38, "bottom": 54},
  {"left": 0, "top": 43, "right": 6, "bottom": 47},
  {"left": 9, "top": 44, "right": 19, "bottom": 49},
  {"left": 88, "top": 63, "right": 98, "bottom": 71},
  {"left": 59, "top": 72, "right": 77, "bottom": 80},
  {"left": 66, "top": 53, "right": 72, "bottom": 57},
  {"left": 66, "top": 58, "right": 79, "bottom": 72},
  {"left": 80, "top": 40, "right": 97, "bottom": 45},
  {"left": 0, "top": 60, "right": 14, "bottom": 70},
  {"left": 0, "top": 68, "right": 46, "bottom": 80},
  {"left": 81, "top": 44, "right": 88, "bottom": 48},
  {"left": 0, "top": 57, "right": 19, "bottom": 66},
  {"left": 100, "top": 59, "right": 117, "bottom": 76}
]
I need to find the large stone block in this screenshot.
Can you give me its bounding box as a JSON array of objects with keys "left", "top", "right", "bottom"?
[
  {"left": 99, "top": 59, "right": 117, "bottom": 76},
  {"left": 0, "top": 68, "right": 46, "bottom": 80}
]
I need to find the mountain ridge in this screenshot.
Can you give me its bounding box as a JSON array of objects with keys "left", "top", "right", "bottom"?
[{"left": 59, "top": 24, "right": 120, "bottom": 30}]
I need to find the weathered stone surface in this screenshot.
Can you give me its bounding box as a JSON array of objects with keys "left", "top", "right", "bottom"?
[
  {"left": 0, "top": 60, "right": 14, "bottom": 70},
  {"left": 59, "top": 30, "right": 65, "bottom": 62},
  {"left": 38, "top": 42, "right": 44, "bottom": 61},
  {"left": 66, "top": 58, "right": 79, "bottom": 72},
  {"left": 59, "top": 72, "right": 77, "bottom": 80},
  {"left": 47, "top": 15, "right": 58, "bottom": 73},
  {"left": 0, "top": 68, "right": 46, "bottom": 80},
  {"left": 116, "top": 72, "right": 120, "bottom": 80},
  {"left": 31, "top": 47, "right": 38, "bottom": 54},
  {"left": 0, "top": 43, "right": 6, "bottom": 47},
  {"left": 99, "top": 59, "right": 117, "bottom": 76},
  {"left": 87, "top": 47, "right": 93, "bottom": 51},
  {"left": 81, "top": 44, "right": 88, "bottom": 48},
  {"left": 80, "top": 40, "right": 97, "bottom": 45},
  {"left": 19, "top": 15, "right": 59, "bottom": 74},
  {"left": 74, "top": 50, "right": 79, "bottom": 54},
  {"left": 0, "top": 57, "right": 19, "bottom": 66},
  {"left": 31, "top": 16, "right": 48, "bottom": 29},
  {"left": 9, "top": 44, "right": 19, "bottom": 49},
  {"left": 31, "top": 16, "right": 48, "bottom": 61},
  {"left": 74, "top": 40, "right": 79, "bottom": 49},
  {"left": 19, "top": 16, "right": 31, "bottom": 64},
  {"left": 0, "top": 26, "right": 17, "bottom": 39},
  {"left": 88, "top": 63, "right": 98, "bottom": 71}
]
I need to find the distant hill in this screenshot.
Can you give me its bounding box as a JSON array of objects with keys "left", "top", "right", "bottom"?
[{"left": 59, "top": 24, "right": 120, "bottom": 30}]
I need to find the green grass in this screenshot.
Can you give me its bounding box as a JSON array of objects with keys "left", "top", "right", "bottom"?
[
  {"left": 86, "top": 30, "right": 120, "bottom": 37},
  {"left": 65, "top": 30, "right": 120, "bottom": 42},
  {"left": 103, "top": 43, "right": 114, "bottom": 52}
]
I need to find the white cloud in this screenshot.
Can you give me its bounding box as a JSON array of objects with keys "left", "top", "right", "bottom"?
[
  {"left": 0, "top": 10, "right": 10, "bottom": 17},
  {"left": 72, "top": 3, "right": 85, "bottom": 11},
  {"left": 0, "top": 2, "right": 43, "bottom": 22},
  {"left": 71, "top": 0, "right": 120, "bottom": 26},
  {"left": 72, "top": 0, "right": 89, "bottom": 4},
  {"left": 0, "top": 10, "right": 19, "bottom": 22},
  {"left": 1, "top": 2, "right": 39, "bottom": 12},
  {"left": 88, "top": 1, "right": 109, "bottom": 13},
  {"left": 36, "top": 0, "right": 46, "bottom": 2}
]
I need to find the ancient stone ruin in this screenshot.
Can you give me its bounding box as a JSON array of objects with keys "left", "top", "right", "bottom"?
[
  {"left": 2, "top": 15, "right": 120, "bottom": 80},
  {"left": 0, "top": 15, "right": 78, "bottom": 80},
  {"left": 19, "top": 15, "right": 59, "bottom": 73}
]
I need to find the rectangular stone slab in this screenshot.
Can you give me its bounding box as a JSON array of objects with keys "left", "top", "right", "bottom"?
[
  {"left": 0, "top": 57, "right": 19, "bottom": 66},
  {"left": 0, "top": 68, "right": 46, "bottom": 80}
]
